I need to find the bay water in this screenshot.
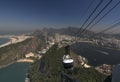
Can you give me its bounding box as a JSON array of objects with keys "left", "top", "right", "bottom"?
[
  {"left": 71, "top": 42, "right": 120, "bottom": 66},
  {"left": 0, "top": 38, "right": 10, "bottom": 45},
  {"left": 0, "top": 38, "right": 30, "bottom": 82},
  {"left": 0, "top": 63, "right": 30, "bottom": 82}
]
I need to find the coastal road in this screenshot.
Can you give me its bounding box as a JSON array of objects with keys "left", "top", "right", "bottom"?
[{"left": 71, "top": 42, "right": 120, "bottom": 66}]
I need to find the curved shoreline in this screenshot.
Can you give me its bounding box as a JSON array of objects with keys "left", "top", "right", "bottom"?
[
  {"left": 0, "top": 38, "right": 10, "bottom": 45},
  {"left": 0, "top": 59, "right": 34, "bottom": 69},
  {"left": 0, "top": 35, "right": 31, "bottom": 48},
  {"left": 0, "top": 62, "right": 15, "bottom": 69},
  {"left": 0, "top": 35, "right": 32, "bottom": 69},
  {"left": 17, "top": 59, "right": 34, "bottom": 63}
]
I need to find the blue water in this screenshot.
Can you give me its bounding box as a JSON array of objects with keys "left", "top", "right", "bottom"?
[
  {"left": 0, "top": 36, "right": 31, "bottom": 82},
  {"left": 0, "top": 38, "right": 10, "bottom": 45},
  {"left": 71, "top": 42, "right": 120, "bottom": 66},
  {"left": 0, "top": 63, "right": 30, "bottom": 82}
]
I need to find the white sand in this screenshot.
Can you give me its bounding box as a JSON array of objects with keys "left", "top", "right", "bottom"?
[
  {"left": 17, "top": 59, "right": 34, "bottom": 63},
  {"left": 0, "top": 35, "right": 31, "bottom": 48}
]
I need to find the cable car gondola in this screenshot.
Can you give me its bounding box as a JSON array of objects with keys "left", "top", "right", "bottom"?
[{"left": 62, "top": 46, "right": 74, "bottom": 69}]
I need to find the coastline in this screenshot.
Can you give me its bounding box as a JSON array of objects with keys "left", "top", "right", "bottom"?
[
  {"left": 0, "top": 59, "right": 33, "bottom": 69},
  {"left": 0, "top": 59, "right": 34, "bottom": 69},
  {"left": 0, "top": 35, "right": 33, "bottom": 69},
  {"left": 0, "top": 35, "right": 32, "bottom": 48},
  {"left": 0, "top": 62, "right": 15, "bottom": 69},
  {"left": 17, "top": 59, "right": 34, "bottom": 63},
  {"left": 0, "top": 62, "right": 30, "bottom": 82},
  {"left": 78, "top": 55, "right": 91, "bottom": 68}
]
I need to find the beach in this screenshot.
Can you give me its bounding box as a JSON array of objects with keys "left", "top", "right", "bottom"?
[
  {"left": 0, "top": 35, "right": 32, "bottom": 48},
  {"left": 0, "top": 35, "right": 33, "bottom": 68},
  {"left": 17, "top": 59, "right": 34, "bottom": 63}
]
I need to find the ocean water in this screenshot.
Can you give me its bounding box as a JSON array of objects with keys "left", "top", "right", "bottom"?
[
  {"left": 0, "top": 38, "right": 30, "bottom": 82},
  {"left": 71, "top": 42, "right": 120, "bottom": 66},
  {"left": 0, "top": 63, "right": 30, "bottom": 82},
  {"left": 0, "top": 38, "right": 10, "bottom": 45}
]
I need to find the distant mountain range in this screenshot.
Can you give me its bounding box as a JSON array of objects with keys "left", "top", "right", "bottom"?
[
  {"left": 32, "top": 27, "right": 120, "bottom": 40},
  {"left": 33, "top": 27, "right": 94, "bottom": 37}
]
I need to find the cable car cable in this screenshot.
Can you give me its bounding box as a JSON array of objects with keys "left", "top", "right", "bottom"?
[
  {"left": 76, "top": 0, "right": 103, "bottom": 37},
  {"left": 79, "top": 0, "right": 113, "bottom": 36},
  {"left": 88, "top": 0, "right": 120, "bottom": 31}
]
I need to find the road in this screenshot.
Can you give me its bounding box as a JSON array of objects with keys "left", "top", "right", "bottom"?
[{"left": 71, "top": 42, "right": 120, "bottom": 66}]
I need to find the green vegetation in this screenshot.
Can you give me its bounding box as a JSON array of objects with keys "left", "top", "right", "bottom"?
[
  {"left": 29, "top": 44, "right": 109, "bottom": 82},
  {"left": 0, "top": 37, "right": 45, "bottom": 66},
  {"left": 72, "top": 67, "right": 106, "bottom": 82},
  {"left": 29, "top": 44, "right": 63, "bottom": 82}
]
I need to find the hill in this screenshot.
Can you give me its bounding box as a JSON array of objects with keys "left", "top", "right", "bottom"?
[
  {"left": 0, "top": 36, "right": 45, "bottom": 67},
  {"left": 28, "top": 44, "right": 110, "bottom": 82}
]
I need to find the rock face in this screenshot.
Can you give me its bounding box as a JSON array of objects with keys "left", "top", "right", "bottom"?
[
  {"left": 0, "top": 37, "right": 43, "bottom": 67},
  {"left": 95, "top": 64, "right": 112, "bottom": 76}
]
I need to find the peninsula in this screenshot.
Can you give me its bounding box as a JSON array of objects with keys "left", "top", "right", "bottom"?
[{"left": 0, "top": 33, "right": 46, "bottom": 68}]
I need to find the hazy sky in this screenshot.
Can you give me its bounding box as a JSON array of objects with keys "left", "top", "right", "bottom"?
[{"left": 0, "top": 0, "right": 120, "bottom": 32}]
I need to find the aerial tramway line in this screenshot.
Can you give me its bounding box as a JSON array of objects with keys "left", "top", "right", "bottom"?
[{"left": 61, "top": 0, "right": 120, "bottom": 81}]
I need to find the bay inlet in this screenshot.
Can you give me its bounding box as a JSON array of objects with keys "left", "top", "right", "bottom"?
[
  {"left": 0, "top": 63, "right": 30, "bottom": 82},
  {"left": 0, "top": 38, "right": 10, "bottom": 45},
  {"left": 71, "top": 42, "right": 120, "bottom": 66},
  {"left": 0, "top": 38, "right": 31, "bottom": 82}
]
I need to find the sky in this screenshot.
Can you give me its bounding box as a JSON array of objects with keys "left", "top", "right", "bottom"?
[{"left": 0, "top": 0, "right": 120, "bottom": 32}]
